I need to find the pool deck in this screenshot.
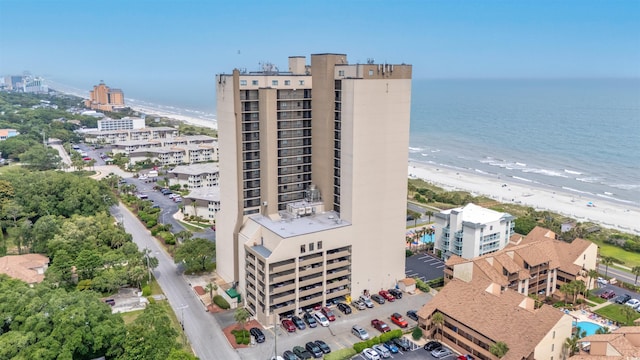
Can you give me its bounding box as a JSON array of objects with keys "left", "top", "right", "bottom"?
[{"left": 566, "top": 308, "right": 619, "bottom": 331}]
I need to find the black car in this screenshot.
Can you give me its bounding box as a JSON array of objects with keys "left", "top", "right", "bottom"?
[
  {"left": 293, "top": 345, "right": 312, "bottom": 360},
  {"left": 393, "top": 336, "right": 411, "bottom": 351},
  {"left": 305, "top": 342, "right": 323, "bottom": 358},
  {"left": 303, "top": 311, "right": 318, "bottom": 328},
  {"left": 406, "top": 310, "right": 418, "bottom": 321},
  {"left": 282, "top": 350, "right": 298, "bottom": 360},
  {"left": 249, "top": 327, "right": 265, "bottom": 343},
  {"left": 388, "top": 288, "right": 403, "bottom": 299},
  {"left": 292, "top": 315, "right": 306, "bottom": 330},
  {"left": 371, "top": 294, "right": 385, "bottom": 304},
  {"left": 615, "top": 294, "right": 632, "bottom": 304},
  {"left": 424, "top": 340, "right": 442, "bottom": 351},
  {"left": 337, "top": 302, "right": 352, "bottom": 314},
  {"left": 315, "top": 340, "right": 331, "bottom": 354}
]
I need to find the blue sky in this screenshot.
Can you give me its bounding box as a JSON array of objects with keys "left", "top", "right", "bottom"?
[{"left": 1, "top": 0, "right": 639, "bottom": 110}]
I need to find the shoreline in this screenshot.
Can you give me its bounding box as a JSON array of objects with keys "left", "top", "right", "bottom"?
[
  {"left": 129, "top": 104, "right": 217, "bottom": 130},
  {"left": 408, "top": 160, "right": 640, "bottom": 235}
]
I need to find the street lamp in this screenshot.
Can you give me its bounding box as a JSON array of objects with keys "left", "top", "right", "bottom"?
[
  {"left": 144, "top": 247, "right": 151, "bottom": 284},
  {"left": 177, "top": 304, "right": 189, "bottom": 346}
]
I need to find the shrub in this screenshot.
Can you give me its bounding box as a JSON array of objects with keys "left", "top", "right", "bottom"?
[
  {"left": 415, "top": 278, "right": 431, "bottom": 292},
  {"left": 405, "top": 249, "right": 414, "bottom": 257},
  {"left": 214, "top": 295, "right": 230, "bottom": 309},
  {"left": 142, "top": 285, "right": 151, "bottom": 296},
  {"left": 324, "top": 348, "right": 356, "bottom": 360},
  {"left": 231, "top": 329, "right": 250, "bottom": 345},
  {"left": 412, "top": 327, "right": 423, "bottom": 340},
  {"left": 147, "top": 296, "right": 156, "bottom": 304},
  {"left": 353, "top": 342, "right": 368, "bottom": 353}
]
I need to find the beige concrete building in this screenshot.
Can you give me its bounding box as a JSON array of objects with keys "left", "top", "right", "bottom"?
[
  {"left": 183, "top": 186, "right": 221, "bottom": 223},
  {"left": 84, "top": 81, "right": 125, "bottom": 111},
  {"left": 216, "top": 53, "right": 412, "bottom": 323},
  {"left": 168, "top": 163, "right": 219, "bottom": 189},
  {"left": 444, "top": 226, "right": 599, "bottom": 297},
  {"left": 572, "top": 326, "right": 640, "bottom": 359},
  {"left": 417, "top": 277, "right": 573, "bottom": 360}
]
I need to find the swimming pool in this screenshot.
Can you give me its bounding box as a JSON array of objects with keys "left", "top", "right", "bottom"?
[{"left": 575, "top": 321, "right": 603, "bottom": 336}]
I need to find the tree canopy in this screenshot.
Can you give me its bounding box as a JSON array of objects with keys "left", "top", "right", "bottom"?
[{"left": 174, "top": 238, "right": 216, "bottom": 273}]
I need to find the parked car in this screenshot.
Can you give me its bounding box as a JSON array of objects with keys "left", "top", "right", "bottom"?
[
  {"left": 424, "top": 340, "right": 442, "bottom": 351},
  {"left": 314, "top": 312, "right": 330, "bottom": 327},
  {"left": 371, "top": 294, "right": 385, "bottom": 304},
  {"left": 378, "top": 290, "right": 395, "bottom": 302},
  {"left": 626, "top": 298, "right": 640, "bottom": 309},
  {"left": 291, "top": 316, "right": 306, "bottom": 330},
  {"left": 388, "top": 288, "right": 403, "bottom": 299},
  {"left": 281, "top": 319, "right": 296, "bottom": 332},
  {"left": 390, "top": 313, "right": 408, "bottom": 328},
  {"left": 362, "top": 348, "right": 380, "bottom": 360},
  {"left": 321, "top": 307, "right": 336, "bottom": 321},
  {"left": 457, "top": 355, "right": 475, "bottom": 360},
  {"left": 371, "top": 319, "right": 391, "bottom": 333},
  {"left": 597, "top": 277, "right": 608, "bottom": 285},
  {"left": 352, "top": 299, "right": 366, "bottom": 310},
  {"left": 393, "top": 337, "right": 411, "bottom": 351},
  {"left": 173, "top": 196, "right": 182, "bottom": 203},
  {"left": 293, "top": 346, "right": 312, "bottom": 360},
  {"left": 373, "top": 344, "right": 391, "bottom": 358},
  {"left": 337, "top": 302, "right": 352, "bottom": 314},
  {"left": 600, "top": 290, "right": 616, "bottom": 299},
  {"left": 615, "top": 294, "right": 632, "bottom": 304},
  {"left": 352, "top": 325, "right": 370, "bottom": 340},
  {"left": 303, "top": 311, "right": 318, "bottom": 328},
  {"left": 305, "top": 342, "right": 323, "bottom": 358},
  {"left": 82, "top": 156, "right": 92, "bottom": 161},
  {"left": 282, "top": 350, "right": 298, "bottom": 360},
  {"left": 432, "top": 348, "right": 453, "bottom": 358},
  {"left": 406, "top": 310, "right": 418, "bottom": 321},
  {"left": 249, "top": 327, "right": 265, "bottom": 343},
  {"left": 314, "top": 340, "right": 331, "bottom": 354},
  {"left": 383, "top": 340, "right": 399, "bottom": 353},
  {"left": 360, "top": 295, "right": 374, "bottom": 308},
  {"left": 104, "top": 298, "right": 115, "bottom": 306}
]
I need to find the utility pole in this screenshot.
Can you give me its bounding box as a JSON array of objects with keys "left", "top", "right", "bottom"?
[
  {"left": 177, "top": 304, "right": 189, "bottom": 346},
  {"left": 144, "top": 247, "right": 151, "bottom": 284}
]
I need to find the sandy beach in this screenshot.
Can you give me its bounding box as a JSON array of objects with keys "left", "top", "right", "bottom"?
[
  {"left": 130, "top": 105, "right": 218, "bottom": 130},
  {"left": 408, "top": 160, "right": 640, "bottom": 235}
]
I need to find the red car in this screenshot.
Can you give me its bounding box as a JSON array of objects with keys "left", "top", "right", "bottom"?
[
  {"left": 600, "top": 290, "right": 616, "bottom": 299},
  {"left": 379, "top": 290, "right": 395, "bottom": 302},
  {"left": 281, "top": 318, "right": 296, "bottom": 332},
  {"left": 321, "top": 307, "right": 336, "bottom": 321},
  {"left": 390, "top": 312, "right": 408, "bottom": 328},
  {"left": 371, "top": 319, "right": 391, "bottom": 333},
  {"left": 83, "top": 157, "right": 92, "bottom": 161}
]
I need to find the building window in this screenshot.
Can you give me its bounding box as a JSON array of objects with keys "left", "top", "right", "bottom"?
[
  {"left": 368, "top": 70, "right": 374, "bottom": 76},
  {"left": 300, "top": 244, "right": 306, "bottom": 253},
  {"left": 338, "top": 70, "right": 344, "bottom": 76},
  {"left": 553, "top": 330, "right": 555, "bottom": 339},
  {"left": 551, "top": 344, "right": 554, "bottom": 351},
  {"left": 272, "top": 80, "right": 278, "bottom": 86},
  {"left": 309, "top": 243, "right": 314, "bottom": 252},
  {"left": 251, "top": 80, "right": 258, "bottom": 86},
  {"left": 318, "top": 241, "right": 322, "bottom": 250},
  {"left": 284, "top": 80, "right": 291, "bottom": 85},
  {"left": 240, "top": 80, "right": 247, "bottom": 86},
  {"left": 299, "top": 80, "right": 305, "bottom": 85}
]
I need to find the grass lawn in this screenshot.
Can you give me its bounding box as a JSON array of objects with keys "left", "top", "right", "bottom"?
[
  {"left": 178, "top": 221, "right": 206, "bottom": 232},
  {"left": 121, "top": 309, "right": 144, "bottom": 324},
  {"left": 589, "top": 239, "right": 640, "bottom": 268},
  {"left": 587, "top": 294, "right": 607, "bottom": 304},
  {"left": 594, "top": 304, "right": 640, "bottom": 326}
]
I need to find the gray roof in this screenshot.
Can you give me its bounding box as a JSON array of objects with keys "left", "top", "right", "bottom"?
[
  {"left": 250, "top": 210, "right": 350, "bottom": 239},
  {"left": 170, "top": 163, "right": 219, "bottom": 176}
]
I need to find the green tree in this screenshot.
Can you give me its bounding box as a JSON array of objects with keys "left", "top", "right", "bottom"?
[
  {"left": 631, "top": 266, "right": 640, "bottom": 285},
  {"left": 204, "top": 282, "right": 218, "bottom": 304},
  {"left": 595, "top": 326, "right": 611, "bottom": 334},
  {"left": 431, "top": 312, "right": 444, "bottom": 341},
  {"left": 571, "top": 280, "right": 586, "bottom": 304},
  {"left": 601, "top": 256, "right": 614, "bottom": 277},
  {"left": 234, "top": 307, "right": 251, "bottom": 330},
  {"left": 20, "top": 145, "right": 61, "bottom": 170},
  {"left": 564, "top": 326, "right": 586, "bottom": 357},
  {"left": 120, "top": 303, "right": 180, "bottom": 359},
  {"left": 489, "top": 341, "right": 509, "bottom": 358},
  {"left": 586, "top": 269, "right": 599, "bottom": 296},
  {"left": 174, "top": 238, "right": 216, "bottom": 272},
  {"left": 75, "top": 249, "right": 103, "bottom": 280},
  {"left": 167, "top": 348, "right": 199, "bottom": 360},
  {"left": 425, "top": 210, "right": 434, "bottom": 223}
]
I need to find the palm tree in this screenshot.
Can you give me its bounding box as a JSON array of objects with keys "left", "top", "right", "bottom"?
[
  {"left": 572, "top": 280, "right": 586, "bottom": 304},
  {"left": 601, "top": 256, "right": 614, "bottom": 277},
  {"left": 564, "top": 326, "right": 586, "bottom": 357},
  {"left": 631, "top": 266, "right": 640, "bottom": 285},
  {"left": 489, "top": 341, "right": 509, "bottom": 358},
  {"left": 586, "top": 269, "right": 599, "bottom": 296},
  {"left": 595, "top": 326, "right": 611, "bottom": 334},
  {"left": 431, "top": 312, "right": 444, "bottom": 341},
  {"left": 204, "top": 282, "right": 217, "bottom": 304},
  {"left": 559, "top": 282, "right": 574, "bottom": 304},
  {"left": 234, "top": 307, "right": 251, "bottom": 330},
  {"left": 425, "top": 210, "right": 434, "bottom": 223}
]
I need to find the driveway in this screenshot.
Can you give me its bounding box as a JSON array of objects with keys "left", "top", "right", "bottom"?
[{"left": 405, "top": 253, "right": 445, "bottom": 282}]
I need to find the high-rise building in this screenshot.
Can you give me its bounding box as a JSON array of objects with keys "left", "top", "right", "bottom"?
[
  {"left": 84, "top": 81, "right": 125, "bottom": 111},
  {"left": 215, "top": 53, "right": 412, "bottom": 324}
]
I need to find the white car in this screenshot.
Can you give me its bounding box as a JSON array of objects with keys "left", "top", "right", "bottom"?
[
  {"left": 352, "top": 325, "right": 370, "bottom": 340},
  {"left": 362, "top": 348, "right": 380, "bottom": 360},
  {"left": 359, "top": 295, "right": 374, "bottom": 308},
  {"left": 314, "top": 312, "right": 330, "bottom": 327},
  {"left": 596, "top": 277, "right": 608, "bottom": 285},
  {"left": 372, "top": 344, "right": 390, "bottom": 358},
  {"left": 626, "top": 298, "right": 640, "bottom": 309},
  {"left": 432, "top": 347, "right": 453, "bottom": 358}
]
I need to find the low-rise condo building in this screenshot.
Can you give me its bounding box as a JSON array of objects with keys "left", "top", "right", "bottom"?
[
  {"left": 182, "top": 187, "right": 221, "bottom": 223},
  {"left": 434, "top": 203, "right": 515, "bottom": 260},
  {"left": 573, "top": 327, "right": 640, "bottom": 359},
  {"left": 167, "top": 163, "right": 219, "bottom": 189}
]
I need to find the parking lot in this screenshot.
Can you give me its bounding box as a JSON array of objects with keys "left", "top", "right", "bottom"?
[
  {"left": 405, "top": 253, "right": 444, "bottom": 282},
  {"left": 233, "top": 290, "right": 436, "bottom": 360}
]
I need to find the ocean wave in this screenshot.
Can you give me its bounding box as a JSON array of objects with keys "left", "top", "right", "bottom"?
[
  {"left": 511, "top": 176, "right": 533, "bottom": 183},
  {"left": 408, "top": 147, "right": 424, "bottom": 152},
  {"left": 608, "top": 183, "right": 640, "bottom": 190},
  {"left": 515, "top": 162, "right": 527, "bottom": 167},
  {"left": 474, "top": 169, "right": 490, "bottom": 175},
  {"left": 564, "top": 169, "right": 582, "bottom": 175},
  {"left": 521, "top": 168, "right": 569, "bottom": 178},
  {"left": 596, "top": 193, "right": 635, "bottom": 204},
  {"left": 576, "top": 177, "right": 602, "bottom": 184},
  {"left": 562, "top": 186, "right": 594, "bottom": 196},
  {"left": 421, "top": 153, "right": 429, "bottom": 157}
]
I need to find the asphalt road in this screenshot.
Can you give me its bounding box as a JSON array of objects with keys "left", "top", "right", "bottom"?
[
  {"left": 598, "top": 264, "right": 639, "bottom": 286},
  {"left": 112, "top": 203, "right": 237, "bottom": 360}
]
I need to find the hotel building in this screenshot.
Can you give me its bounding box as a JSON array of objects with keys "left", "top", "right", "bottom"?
[
  {"left": 216, "top": 54, "right": 412, "bottom": 323},
  {"left": 84, "top": 81, "right": 125, "bottom": 111}
]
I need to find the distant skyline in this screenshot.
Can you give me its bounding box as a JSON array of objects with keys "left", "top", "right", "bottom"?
[{"left": 1, "top": 0, "right": 639, "bottom": 110}]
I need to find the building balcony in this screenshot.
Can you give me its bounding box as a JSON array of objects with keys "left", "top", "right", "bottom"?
[
  {"left": 298, "top": 266, "right": 322, "bottom": 278},
  {"left": 326, "top": 287, "right": 349, "bottom": 298},
  {"left": 270, "top": 260, "right": 295, "bottom": 274},
  {"left": 270, "top": 291, "right": 296, "bottom": 305},
  {"left": 326, "top": 268, "right": 349, "bottom": 280},
  {"left": 299, "top": 274, "right": 323, "bottom": 288},
  {"left": 271, "top": 282, "right": 296, "bottom": 295},
  {"left": 326, "top": 278, "right": 350, "bottom": 290},
  {"left": 299, "top": 294, "right": 323, "bottom": 309},
  {"left": 299, "top": 254, "right": 323, "bottom": 268},
  {"left": 299, "top": 284, "right": 323, "bottom": 298},
  {"left": 271, "top": 302, "right": 296, "bottom": 315},
  {"left": 326, "top": 249, "right": 350, "bottom": 261},
  {"left": 271, "top": 270, "right": 296, "bottom": 284},
  {"left": 326, "top": 259, "right": 350, "bottom": 271}
]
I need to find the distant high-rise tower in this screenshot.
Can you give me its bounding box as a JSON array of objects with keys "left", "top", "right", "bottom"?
[
  {"left": 216, "top": 53, "right": 412, "bottom": 324},
  {"left": 84, "top": 81, "right": 125, "bottom": 111}
]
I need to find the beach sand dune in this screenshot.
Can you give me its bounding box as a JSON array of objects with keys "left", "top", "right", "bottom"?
[{"left": 408, "top": 161, "right": 640, "bottom": 235}]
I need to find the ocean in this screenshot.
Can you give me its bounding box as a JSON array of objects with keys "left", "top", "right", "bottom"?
[
  {"left": 408, "top": 79, "right": 640, "bottom": 207},
  {"left": 48, "top": 77, "right": 640, "bottom": 206}
]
